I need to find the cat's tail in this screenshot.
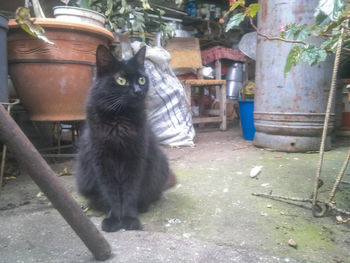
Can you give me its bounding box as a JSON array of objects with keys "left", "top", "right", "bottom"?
[{"left": 163, "top": 170, "right": 177, "bottom": 191}]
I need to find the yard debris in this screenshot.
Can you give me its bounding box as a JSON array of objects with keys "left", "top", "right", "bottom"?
[
  {"left": 182, "top": 233, "right": 191, "bottom": 238},
  {"left": 336, "top": 215, "right": 343, "bottom": 222},
  {"left": 253, "top": 192, "right": 350, "bottom": 217},
  {"left": 57, "top": 168, "right": 71, "bottom": 177},
  {"left": 288, "top": 239, "right": 297, "bottom": 248},
  {"left": 168, "top": 218, "right": 181, "bottom": 224},
  {"left": 336, "top": 216, "right": 350, "bottom": 224},
  {"left": 250, "top": 166, "right": 263, "bottom": 178},
  {"left": 4, "top": 176, "right": 16, "bottom": 180},
  {"left": 332, "top": 256, "right": 344, "bottom": 263}
]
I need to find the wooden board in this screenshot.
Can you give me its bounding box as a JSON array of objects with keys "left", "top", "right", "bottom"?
[
  {"left": 167, "top": 50, "right": 202, "bottom": 69},
  {"left": 192, "top": 117, "right": 222, "bottom": 124},
  {"left": 185, "top": 79, "right": 226, "bottom": 86},
  {"left": 165, "top": 37, "right": 202, "bottom": 69},
  {"left": 165, "top": 37, "right": 200, "bottom": 50}
]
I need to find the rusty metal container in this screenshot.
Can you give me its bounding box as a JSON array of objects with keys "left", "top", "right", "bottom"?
[{"left": 254, "top": 0, "right": 334, "bottom": 152}]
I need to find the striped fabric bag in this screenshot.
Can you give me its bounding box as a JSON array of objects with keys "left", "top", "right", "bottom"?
[{"left": 143, "top": 46, "right": 195, "bottom": 147}]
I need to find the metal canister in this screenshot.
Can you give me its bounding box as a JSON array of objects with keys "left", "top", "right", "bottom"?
[
  {"left": 226, "top": 62, "right": 243, "bottom": 99},
  {"left": 254, "top": 0, "right": 334, "bottom": 152}
]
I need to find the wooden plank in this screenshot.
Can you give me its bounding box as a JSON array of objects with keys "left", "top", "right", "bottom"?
[
  {"left": 192, "top": 117, "right": 222, "bottom": 124},
  {"left": 185, "top": 83, "right": 192, "bottom": 109},
  {"left": 168, "top": 49, "right": 202, "bottom": 69},
  {"left": 185, "top": 79, "right": 226, "bottom": 86},
  {"left": 165, "top": 37, "right": 200, "bottom": 50},
  {"left": 219, "top": 84, "right": 227, "bottom": 131}
]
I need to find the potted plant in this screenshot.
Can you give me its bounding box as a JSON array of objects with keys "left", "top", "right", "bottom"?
[
  {"left": 7, "top": 6, "right": 114, "bottom": 121},
  {"left": 53, "top": 0, "right": 106, "bottom": 28},
  {"left": 7, "top": 0, "right": 176, "bottom": 121},
  {"left": 54, "top": 0, "right": 175, "bottom": 42}
]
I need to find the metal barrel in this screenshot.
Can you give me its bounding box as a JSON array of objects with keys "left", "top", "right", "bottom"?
[
  {"left": 254, "top": 0, "right": 334, "bottom": 152},
  {"left": 226, "top": 62, "right": 243, "bottom": 99},
  {"left": 0, "top": 14, "right": 8, "bottom": 103}
]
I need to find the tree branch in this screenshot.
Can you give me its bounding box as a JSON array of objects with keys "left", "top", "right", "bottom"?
[{"left": 248, "top": 16, "right": 309, "bottom": 45}]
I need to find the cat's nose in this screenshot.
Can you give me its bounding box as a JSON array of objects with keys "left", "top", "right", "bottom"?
[{"left": 133, "top": 85, "right": 142, "bottom": 95}]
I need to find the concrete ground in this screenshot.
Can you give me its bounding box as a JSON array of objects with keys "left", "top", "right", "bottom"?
[{"left": 1, "top": 125, "right": 350, "bottom": 263}]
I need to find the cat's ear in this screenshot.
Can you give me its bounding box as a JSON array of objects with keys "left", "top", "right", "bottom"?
[
  {"left": 133, "top": 46, "right": 147, "bottom": 67},
  {"left": 96, "top": 45, "right": 114, "bottom": 75}
]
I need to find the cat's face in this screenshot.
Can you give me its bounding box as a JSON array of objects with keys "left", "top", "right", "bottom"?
[{"left": 92, "top": 45, "right": 148, "bottom": 113}]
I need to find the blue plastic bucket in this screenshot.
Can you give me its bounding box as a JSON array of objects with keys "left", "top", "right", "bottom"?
[
  {"left": 186, "top": 1, "right": 197, "bottom": 17},
  {"left": 238, "top": 99, "right": 255, "bottom": 140}
]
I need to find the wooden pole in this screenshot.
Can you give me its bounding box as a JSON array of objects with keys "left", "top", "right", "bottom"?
[{"left": 0, "top": 106, "right": 111, "bottom": 261}]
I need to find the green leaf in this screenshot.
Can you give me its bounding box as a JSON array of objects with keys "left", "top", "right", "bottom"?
[
  {"left": 281, "top": 24, "right": 310, "bottom": 41},
  {"left": 15, "top": 7, "right": 54, "bottom": 45},
  {"left": 300, "top": 45, "right": 327, "bottom": 66},
  {"left": 228, "top": 0, "right": 245, "bottom": 13},
  {"left": 60, "top": 0, "right": 71, "bottom": 5},
  {"left": 282, "top": 24, "right": 299, "bottom": 39},
  {"left": 284, "top": 45, "right": 302, "bottom": 76},
  {"left": 320, "top": 35, "right": 339, "bottom": 52},
  {"left": 247, "top": 3, "right": 260, "bottom": 18},
  {"left": 315, "top": 0, "right": 346, "bottom": 26},
  {"left": 225, "top": 13, "right": 245, "bottom": 32},
  {"left": 141, "top": 0, "right": 152, "bottom": 10},
  {"left": 78, "top": 0, "right": 91, "bottom": 9},
  {"left": 294, "top": 25, "right": 310, "bottom": 41},
  {"left": 105, "top": 0, "right": 114, "bottom": 17}
]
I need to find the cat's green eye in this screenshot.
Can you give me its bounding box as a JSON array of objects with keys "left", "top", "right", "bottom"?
[
  {"left": 138, "top": 76, "right": 146, "bottom": 85},
  {"left": 116, "top": 77, "right": 127, "bottom": 86}
]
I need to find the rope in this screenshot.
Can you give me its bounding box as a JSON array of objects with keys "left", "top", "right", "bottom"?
[
  {"left": 327, "top": 149, "right": 350, "bottom": 203},
  {"left": 311, "top": 22, "right": 346, "bottom": 217}
]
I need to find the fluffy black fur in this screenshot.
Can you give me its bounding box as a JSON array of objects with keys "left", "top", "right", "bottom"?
[{"left": 76, "top": 45, "right": 174, "bottom": 232}]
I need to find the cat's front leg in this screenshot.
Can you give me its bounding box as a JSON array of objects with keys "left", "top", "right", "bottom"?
[
  {"left": 102, "top": 210, "right": 122, "bottom": 232},
  {"left": 95, "top": 161, "right": 123, "bottom": 232},
  {"left": 121, "top": 176, "right": 142, "bottom": 230}
]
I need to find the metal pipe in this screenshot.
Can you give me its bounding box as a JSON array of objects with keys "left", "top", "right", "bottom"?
[{"left": 0, "top": 106, "right": 111, "bottom": 261}]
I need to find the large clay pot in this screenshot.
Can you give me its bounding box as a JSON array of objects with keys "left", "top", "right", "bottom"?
[{"left": 7, "top": 18, "right": 114, "bottom": 121}]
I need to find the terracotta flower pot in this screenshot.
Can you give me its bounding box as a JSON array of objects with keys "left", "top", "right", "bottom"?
[{"left": 7, "top": 18, "right": 114, "bottom": 121}]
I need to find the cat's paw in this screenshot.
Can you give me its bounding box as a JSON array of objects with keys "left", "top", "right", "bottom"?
[
  {"left": 122, "top": 217, "right": 142, "bottom": 230},
  {"left": 101, "top": 217, "right": 121, "bottom": 232}
]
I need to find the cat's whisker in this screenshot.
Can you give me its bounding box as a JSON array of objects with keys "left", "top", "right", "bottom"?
[{"left": 101, "top": 96, "right": 125, "bottom": 114}]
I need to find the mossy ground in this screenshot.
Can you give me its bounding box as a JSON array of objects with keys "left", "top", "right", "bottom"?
[
  {"left": 138, "top": 130, "right": 350, "bottom": 263},
  {"left": 1, "top": 127, "right": 350, "bottom": 262}
]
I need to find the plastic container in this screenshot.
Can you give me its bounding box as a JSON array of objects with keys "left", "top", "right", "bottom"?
[
  {"left": 186, "top": 1, "right": 197, "bottom": 17},
  {"left": 238, "top": 99, "right": 255, "bottom": 140}
]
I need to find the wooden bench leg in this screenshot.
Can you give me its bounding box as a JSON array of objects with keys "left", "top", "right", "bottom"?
[
  {"left": 185, "top": 82, "right": 192, "bottom": 111},
  {"left": 220, "top": 84, "right": 227, "bottom": 131}
]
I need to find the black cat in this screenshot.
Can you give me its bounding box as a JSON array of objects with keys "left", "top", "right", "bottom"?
[{"left": 76, "top": 45, "right": 176, "bottom": 232}]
